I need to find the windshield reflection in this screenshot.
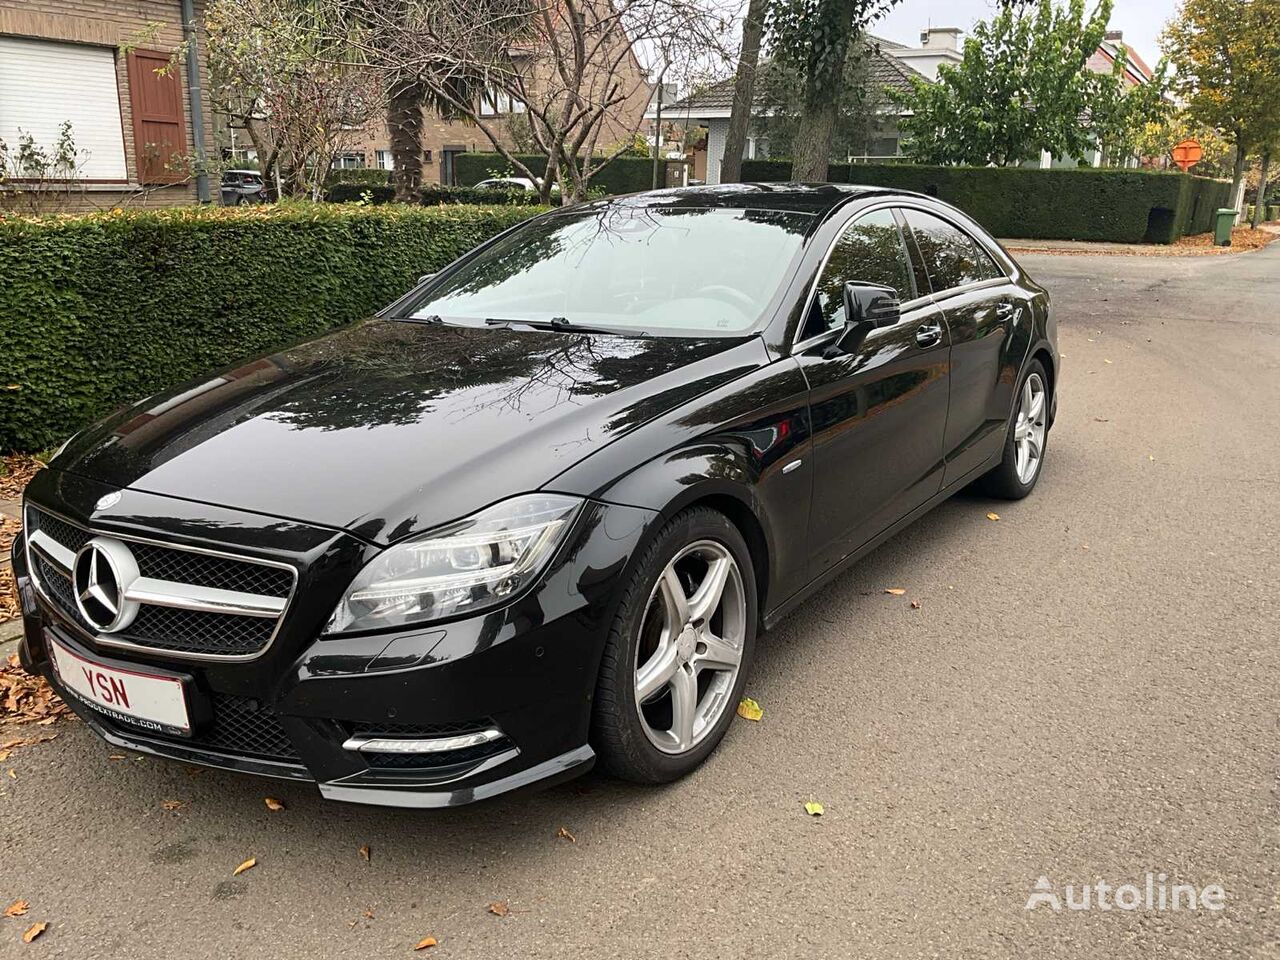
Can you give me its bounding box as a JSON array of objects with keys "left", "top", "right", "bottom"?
[{"left": 404, "top": 206, "right": 813, "bottom": 337}]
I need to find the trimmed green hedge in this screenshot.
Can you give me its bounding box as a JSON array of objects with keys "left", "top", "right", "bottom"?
[
  {"left": 326, "top": 183, "right": 397, "bottom": 204},
  {"left": 322, "top": 168, "right": 392, "bottom": 189},
  {"left": 420, "top": 185, "right": 542, "bottom": 206},
  {"left": 453, "top": 152, "right": 655, "bottom": 196},
  {"left": 739, "top": 161, "right": 1232, "bottom": 244},
  {"left": 0, "top": 203, "right": 541, "bottom": 451}
]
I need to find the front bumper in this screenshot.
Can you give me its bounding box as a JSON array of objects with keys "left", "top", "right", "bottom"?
[{"left": 15, "top": 470, "right": 658, "bottom": 807}]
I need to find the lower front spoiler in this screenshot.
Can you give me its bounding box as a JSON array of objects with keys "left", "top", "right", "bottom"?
[
  {"left": 55, "top": 687, "right": 596, "bottom": 807},
  {"left": 318, "top": 745, "right": 595, "bottom": 809}
]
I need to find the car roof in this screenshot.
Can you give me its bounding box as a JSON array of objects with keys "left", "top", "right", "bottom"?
[{"left": 596, "top": 182, "right": 915, "bottom": 216}]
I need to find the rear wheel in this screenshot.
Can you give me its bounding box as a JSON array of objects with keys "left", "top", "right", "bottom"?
[
  {"left": 976, "top": 359, "right": 1050, "bottom": 499},
  {"left": 592, "top": 508, "right": 757, "bottom": 783}
]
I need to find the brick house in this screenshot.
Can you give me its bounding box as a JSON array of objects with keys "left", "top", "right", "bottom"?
[
  {"left": 333, "top": 49, "right": 653, "bottom": 185},
  {"left": 0, "top": 1, "right": 213, "bottom": 209}
]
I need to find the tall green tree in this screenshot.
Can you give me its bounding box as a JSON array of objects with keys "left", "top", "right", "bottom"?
[
  {"left": 1089, "top": 53, "right": 1173, "bottom": 166},
  {"left": 1164, "top": 0, "right": 1280, "bottom": 209},
  {"left": 890, "top": 0, "right": 1114, "bottom": 166},
  {"left": 751, "top": 44, "right": 881, "bottom": 159},
  {"left": 768, "top": 0, "right": 902, "bottom": 180}
]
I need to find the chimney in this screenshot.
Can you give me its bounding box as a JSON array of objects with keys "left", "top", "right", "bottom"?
[
  {"left": 919, "top": 27, "right": 962, "bottom": 51},
  {"left": 1104, "top": 30, "right": 1123, "bottom": 42}
]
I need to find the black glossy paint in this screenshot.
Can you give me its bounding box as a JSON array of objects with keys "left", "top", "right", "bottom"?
[{"left": 15, "top": 184, "right": 1057, "bottom": 807}]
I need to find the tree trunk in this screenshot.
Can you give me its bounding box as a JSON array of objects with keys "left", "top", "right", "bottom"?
[
  {"left": 720, "top": 0, "right": 768, "bottom": 184},
  {"left": 387, "top": 72, "right": 426, "bottom": 201},
  {"left": 1229, "top": 145, "right": 1248, "bottom": 220},
  {"left": 790, "top": 97, "right": 839, "bottom": 181},
  {"left": 1251, "top": 151, "right": 1271, "bottom": 228}
]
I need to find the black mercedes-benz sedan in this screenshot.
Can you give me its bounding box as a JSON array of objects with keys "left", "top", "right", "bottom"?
[{"left": 12, "top": 184, "right": 1057, "bottom": 807}]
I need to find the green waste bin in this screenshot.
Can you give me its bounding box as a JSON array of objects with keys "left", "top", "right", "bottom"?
[{"left": 1214, "top": 208, "right": 1237, "bottom": 246}]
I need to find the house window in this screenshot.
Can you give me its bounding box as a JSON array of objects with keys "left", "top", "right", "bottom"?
[
  {"left": 0, "top": 36, "right": 129, "bottom": 180},
  {"left": 480, "top": 89, "right": 526, "bottom": 117},
  {"left": 375, "top": 149, "right": 394, "bottom": 170},
  {"left": 333, "top": 152, "right": 366, "bottom": 169}
]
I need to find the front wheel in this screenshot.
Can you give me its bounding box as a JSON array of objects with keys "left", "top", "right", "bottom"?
[
  {"left": 591, "top": 507, "right": 757, "bottom": 783},
  {"left": 976, "top": 359, "right": 1050, "bottom": 499}
]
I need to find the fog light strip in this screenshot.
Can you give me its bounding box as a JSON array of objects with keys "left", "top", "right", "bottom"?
[{"left": 341, "top": 729, "right": 504, "bottom": 754}]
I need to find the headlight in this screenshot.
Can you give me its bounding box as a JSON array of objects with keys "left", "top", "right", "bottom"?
[{"left": 324, "top": 493, "right": 582, "bottom": 634}]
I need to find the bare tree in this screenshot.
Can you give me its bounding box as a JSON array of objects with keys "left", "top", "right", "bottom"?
[
  {"left": 339, "top": 0, "right": 736, "bottom": 204},
  {"left": 207, "top": 0, "right": 382, "bottom": 199}
]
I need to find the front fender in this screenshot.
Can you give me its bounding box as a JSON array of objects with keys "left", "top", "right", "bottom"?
[{"left": 546, "top": 356, "right": 814, "bottom": 618}]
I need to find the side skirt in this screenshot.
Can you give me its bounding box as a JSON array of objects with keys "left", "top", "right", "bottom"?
[{"left": 761, "top": 451, "right": 1001, "bottom": 632}]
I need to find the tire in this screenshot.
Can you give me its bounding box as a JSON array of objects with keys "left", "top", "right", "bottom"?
[
  {"left": 591, "top": 507, "right": 758, "bottom": 783},
  {"left": 975, "top": 358, "right": 1050, "bottom": 500}
]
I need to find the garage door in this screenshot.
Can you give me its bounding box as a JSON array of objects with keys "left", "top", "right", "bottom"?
[{"left": 0, "top": 36, "right": 129, "bottom": 180}]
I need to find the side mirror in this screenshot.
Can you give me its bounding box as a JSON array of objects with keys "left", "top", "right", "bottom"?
[{"left": 828, "top": 282, "right": 900, "bottom": 356}]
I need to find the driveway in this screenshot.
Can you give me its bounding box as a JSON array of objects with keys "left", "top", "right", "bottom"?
[{"left": 3, "top": 245, "right": 1278, "bottom": 959}]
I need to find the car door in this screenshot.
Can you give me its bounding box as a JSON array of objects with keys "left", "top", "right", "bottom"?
[
  {"left": 793, "top": 206, "right": 952, "bottom": 581},
  {"left": 899, "top": 207, "right": 1023, "bottom": 484}
]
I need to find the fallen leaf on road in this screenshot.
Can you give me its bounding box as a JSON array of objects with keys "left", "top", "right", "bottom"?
[
  {"left": 414, "top": 936, "right": 438, "bottom": 950},
  {"left": 232, "top": 857, "right": 257, "bottom": 876},
  {"left": 986, "top": 512, "right": 1000, "bottom": 521},
  {"left": 108, "top": 754, "right": 127, "bottom": 761},
  {"left": 1148, "top": 455, "right": 1156, "bottom": 461},
  {"left": 736, "top": 697, "right": 763, "bottom": 721},
  {"left": 883, "top": 588, "right": 906, "bottom": 596},
  {"left": 1093, "top": 417, "right": 1110, "bottom": 423},
  {"left": 804, "top": 801, "right": 824, "bottom": 817},
  {"left": 264, "top": 797, "right": 285, "bottom": 811},
  {"left": 359, "top": 845, "right": 371, "bottom": 862},
  {"left": 487, "top": 901, "right": 510, "bottom": 917},
  {"left": 363, "top": 906, "right": 375, "bottom": 920},
  {"left": 8, "top": 769, "right": 15, "bottom": 779},
  {"left": 910, "top": 600, "right": 921, "bottom": 610},
  {"left": 556, "top": 826, "right": 576, "bottom": 843},
  {"left": 161, "top": 799, "right": 184, "bottom": 811},
  {"left": 1104, "top": 359, "right": 1113, "bottom": 364},
  {"left": 22, "top": 922, "right": 47, "bottom": 944},
  {"left": 4, "top": 899, "right": 29, "bottom": 917}
]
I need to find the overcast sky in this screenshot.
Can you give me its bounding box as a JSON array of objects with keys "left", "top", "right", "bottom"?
[{"left": 873, "top": 0, "right": 1181, "bottom": 68}]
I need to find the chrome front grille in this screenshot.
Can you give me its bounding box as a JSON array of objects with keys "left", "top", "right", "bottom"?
[{"left": 25, "top": 505, "right": 296, "bottom": 660}]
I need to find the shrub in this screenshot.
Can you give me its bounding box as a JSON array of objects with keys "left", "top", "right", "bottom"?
[
  {"left": 326, "top": 183, "right": 397, "bottom": 204},
  {"left": 739, "top": 160, "right": 1232, "bottom": 244},
  {"left": 322, "top": 168, "right": 392, "bottom": 190},
  {"left": 452, "top": 153, "right": 655, "bottom": 196},
  {"left": 420, "top": 185, "right": 542, "bottom": 206},
  {"left": 0, "top": 202, "right": 541, "bottom": 451}
]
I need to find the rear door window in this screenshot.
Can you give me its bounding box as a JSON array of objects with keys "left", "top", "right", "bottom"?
[{"left": 902, "top": 209, "right": 1003, "bottom": 294}]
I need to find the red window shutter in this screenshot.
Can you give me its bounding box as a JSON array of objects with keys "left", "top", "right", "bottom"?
[{"left": 127, "top": 49, "right": 188, "bottom": 184}]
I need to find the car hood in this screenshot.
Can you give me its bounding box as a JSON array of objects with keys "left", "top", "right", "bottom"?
[{"left": 55, "top": 320, "right": 768, "bottom": 543}]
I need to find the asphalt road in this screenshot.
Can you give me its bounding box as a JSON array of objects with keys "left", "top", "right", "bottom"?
[{"left": 3, "top": 244, "right": 1278, "bottom": 959}]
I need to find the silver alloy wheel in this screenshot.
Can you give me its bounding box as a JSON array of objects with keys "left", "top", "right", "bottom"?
[
  {"left": 1013, "top": 372, "right": 1047, "bottom": 484},
  {"left": 633, "top": 540, "right": 746, "bottom": 755}
]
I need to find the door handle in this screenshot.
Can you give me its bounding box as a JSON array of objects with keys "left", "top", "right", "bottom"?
[
  {"left": 996, "top": 301, "right": 1017, "bottom": 321},
  {"left": 915, "top": 321, "right": 944, "bottom": 348}
]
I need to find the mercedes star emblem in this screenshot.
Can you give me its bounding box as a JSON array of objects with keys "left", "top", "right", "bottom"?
[{"left": 72, "top": 537, "right": 141, "bottom": 633}]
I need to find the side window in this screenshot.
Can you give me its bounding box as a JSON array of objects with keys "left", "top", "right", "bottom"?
[
  {"left": 805, "top": 209, "right": 914, "bottom": 338},
  {"left": 902, "top": 209, "right": 1003, "bottom": 293}
]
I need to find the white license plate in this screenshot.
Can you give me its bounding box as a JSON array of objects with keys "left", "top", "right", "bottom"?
[{"left": 48, "top": 637, "right": 191, "bottom": 735}]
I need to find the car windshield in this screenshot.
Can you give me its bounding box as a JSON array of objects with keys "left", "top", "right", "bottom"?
[{"left": 401, "top": 206, "right": 814, "bottom": 336}]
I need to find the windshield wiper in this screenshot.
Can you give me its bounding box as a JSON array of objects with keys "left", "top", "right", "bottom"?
[
  {"left": 398, "top": 313, "right": 444, "bottom": 324},
  {"left": 484, "top": 316, "right": 645, "bottom": 337}
]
